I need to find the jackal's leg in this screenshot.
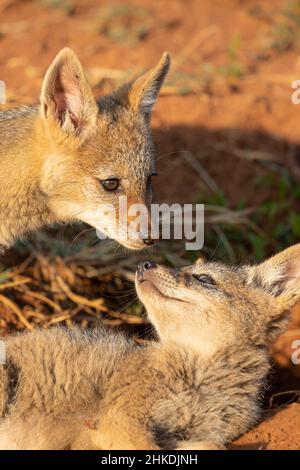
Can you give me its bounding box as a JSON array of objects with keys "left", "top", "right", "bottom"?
[
  {"left": 176, "top": 440, "right": 226, "bottom": 450},
  {"left": 71, "top": 428, "right": 101, "bottom": 450},
  {"left": 88, "top": 411, "right": 158, "bottom": 450}
]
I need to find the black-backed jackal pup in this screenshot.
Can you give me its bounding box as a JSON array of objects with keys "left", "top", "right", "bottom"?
[
  {"left": 1, "top": 244, "right": 300, "bottom": 449},
  {"left": 0, "top": 48, "right": 170, "bottom": 251}
]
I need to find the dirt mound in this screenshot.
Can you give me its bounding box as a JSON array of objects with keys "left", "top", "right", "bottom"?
[{"left": 233, "top": 403, "right": 300, "bottom": 450}]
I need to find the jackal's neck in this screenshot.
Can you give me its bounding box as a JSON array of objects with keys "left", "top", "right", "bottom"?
[
  {"left": 147, "top": 341, "right": 269, "bottom": 443},
  {"left": 154, "top": 339, "right": 270, "bottom": 398},
  {"left": 0, "top": 106, "right": 57, "bottom": 248}
]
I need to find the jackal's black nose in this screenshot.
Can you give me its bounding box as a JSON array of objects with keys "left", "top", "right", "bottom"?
[{"left": 139, "top": 261, "right": 157, "bottom": 273}]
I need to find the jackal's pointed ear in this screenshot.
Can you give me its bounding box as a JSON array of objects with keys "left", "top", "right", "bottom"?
[
  {"left": 247, "top": 244, "right": 300, "bottom": 302},
  {"left": 247, "top": 244, "right": 300, "bottom": 340},
  {"left": 40, "top": 48, "right": 98, "bottom": 138},
  {"left": 116, "top": 53, "right": 170, "bottom": 117}
]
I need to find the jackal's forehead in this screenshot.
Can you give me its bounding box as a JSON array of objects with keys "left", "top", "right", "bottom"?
[
  {"left": 82, "top": 105, "right": 155, "bottom": 181},
  {"left": 142, "top": 262, "right": 248, "bottom": 298},
  {"left": 181, "top": 262, "right": 246, "bottom": 284}
]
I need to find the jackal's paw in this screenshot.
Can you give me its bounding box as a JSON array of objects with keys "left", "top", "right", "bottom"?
[{"left": 176, "top": 440, "right": 225, "bottom": 450}]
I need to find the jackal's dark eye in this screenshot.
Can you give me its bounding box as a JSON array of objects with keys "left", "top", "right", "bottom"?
[
  {"left": 192, "top": 274, "right": 216, "bottom": 287},
  {"left": 101, "top": 178, "right": 119, "bottom": 191}
]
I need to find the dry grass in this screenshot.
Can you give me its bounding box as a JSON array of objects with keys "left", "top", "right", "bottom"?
[{"left": 0, "top": 237, "right": 149, "bottom": 335}]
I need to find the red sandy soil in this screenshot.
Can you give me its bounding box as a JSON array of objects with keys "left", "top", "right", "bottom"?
[
  {"left": 233, "top": 403, "right": 300, "bottom": 450},
  {"left": 0, "top": 0, "right": 300, "bottom": 449},
  {"left": 1, "top": 0, "right": 300, "bottom": 205}
]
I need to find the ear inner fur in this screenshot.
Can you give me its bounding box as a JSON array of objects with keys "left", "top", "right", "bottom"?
[{"left": 40, "top": 48, "right": 98, "bottom": 137}]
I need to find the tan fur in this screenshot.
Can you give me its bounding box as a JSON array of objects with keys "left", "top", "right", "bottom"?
[
  {"left": 0, "top": 48, "right": 170, "bottom": 250},
  {"left": 1, "top": 244, "right": 300, "bottom": 450}
]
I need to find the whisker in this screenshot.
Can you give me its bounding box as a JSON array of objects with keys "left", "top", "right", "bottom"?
[
  {"left": 118, "top": 295, "right": 139, "bottom": 313},
  {"left": 156, "top": 149, "right": 191, "bottom": 163},
  {"left": 71, "top": 227, "right": 95, "bottom": 246}
]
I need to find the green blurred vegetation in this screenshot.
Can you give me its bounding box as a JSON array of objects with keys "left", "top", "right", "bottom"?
[{"left": 194, "top": 167, "right": 300, "bottom": 264}]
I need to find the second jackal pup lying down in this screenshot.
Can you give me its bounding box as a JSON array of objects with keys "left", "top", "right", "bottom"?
[{"left": 1, "top": 244, "right": 300, "bottom": 450}]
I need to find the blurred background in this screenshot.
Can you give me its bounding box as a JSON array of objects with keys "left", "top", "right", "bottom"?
[{"left": 0, "top": 0, "right": 300, "bottom": 447}]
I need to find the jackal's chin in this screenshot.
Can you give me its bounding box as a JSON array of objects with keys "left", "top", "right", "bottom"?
[
  {"left": 100, "top": 232, "right": 146, "bottom": 250},
  {"left": 136, "top": 276, "right": 187, "bottom": 309},
  {"left": 101, "top": 228, "right": 148, "bottom": 250},
  {"left": 136, "top": 278, "right": 160, "bottom": 297},
  {"left": 79, "top": 219, "right": 146, "bottom": 250},
  {"left": 115, "top": 237, "right": 146, "bottom": 250}
]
